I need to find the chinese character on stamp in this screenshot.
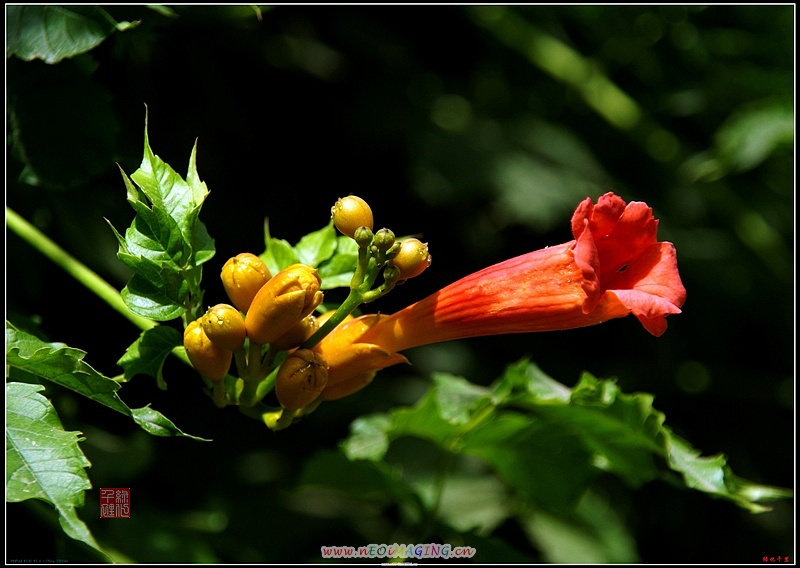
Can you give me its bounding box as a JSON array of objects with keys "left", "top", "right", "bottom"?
[{"left": 100, "top": 488, "right": 130, "bottom": 518}]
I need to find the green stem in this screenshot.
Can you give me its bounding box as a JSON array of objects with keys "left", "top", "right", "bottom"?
[
  {"left": 6, "top": 207, "right": 191, "bottom": 367},
  {"left": 254, "top": 365, "right": 280, "bottom": 402},
  {"left": 7, "top": 207, "right": 156, "bottom": 332},
  {"left": 240, "top": 344, "right": 279, "bottom": 407},
  {"left": 211, "top": 381, "right": 228, "bottom": 408},
  {"left": 234, "top": 348, "right": 249, "bottom": 377},
  {"left": 301, "top": 288, "right": 365, "bottom": 350}
]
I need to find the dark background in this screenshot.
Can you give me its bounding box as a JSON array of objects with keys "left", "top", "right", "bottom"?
[{"left": 6, "top": 5, "right": 794, "bottom": 563}]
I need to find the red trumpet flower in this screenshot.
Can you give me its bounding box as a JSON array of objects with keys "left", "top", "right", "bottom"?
[{"left": 315, "top": 192, "right": 686, "bottom": 399}]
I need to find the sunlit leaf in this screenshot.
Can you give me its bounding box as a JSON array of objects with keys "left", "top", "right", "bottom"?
[
  {"left": 5, "top": 382, "right": 106, "bottom": 557},
  {"left": 261, "top": 219, "right": 299, "bottom": 275},
  {"left": 108, "top": 114, "right": 215, "bottom": 322},
  {"left": 121, "top": 268, "right": 188, "bottom": 321},
  {"left": 665, "top": 434, "right": 792, "bottom": 513},
  {"left": 117, "top": 326, "right": 183, "bottom": 389},
  {"left": 294, "top": 220, "right": 338, "bottom": 268},
  {"left": 126, "top": 199, "right": 189, "bottom": 264},
  {"left": 6, "top": 322, "right": 207, "bottom": 441}
]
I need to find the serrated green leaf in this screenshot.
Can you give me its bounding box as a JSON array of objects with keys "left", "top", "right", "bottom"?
[
  {"left": 126, "top": 199, "right": 188, "bottom": 264},
  {"left": 121, "top": 283, "right": 186, "bottom": 321},
  {"left": 5, "top": 381, "right": 105, "bottom": 556},
  {"left": 294, "top": 220, "right": 338, "bottom": 268},
  {"left": 132, "top": 129, "right": 209, "bottom": 252},
  {"left": 665, "top": 433, "right": 792, "bottom": 513},
  {"left": 192, "top": 217, "right": 215, "bottom": 266},
  {"left": 493, "top": 357, "right": 571, "bottom": 403},
  {"left": 105, "top": 217, "right": 130, "bottom": 255},
  {"left": 112, "top": 117, "right": 216, "bottom": 323},
  {"left": 130, "top": 406, "right": 204, "bottom": 438},
  {"left": 518, "top": 372, "right": 663, "bottom": 487},
  {"left": 183, "top": 144, "right": 215, "bottom": 267},
  {"left": 6, "top": 322, "right": 206, "bottom": 441},
  {"left": 342, "top": 358, "right": 792, "bottom": 514},
  {"left": 116, "top": 326, "right": 183, "bottom": 389},
  {"left": 506, "top": 361, "right": 792, "bottom": 510},
  {"left": 120, "top": 261, "right": 188, "bottom": 321},
  {"left": 6, "top": 5, "right": 136, "bottom": 64}
]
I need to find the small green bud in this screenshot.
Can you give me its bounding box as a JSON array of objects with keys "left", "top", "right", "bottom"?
[
  {"left": 385, "top": 242, "right": 402, "bottom": 261},
  {"left": 353, "top": 226, "right": 374, "bottom": 247},
  {"left": 373, "top": 228, "right": 395, "bottom": 253},
  {"left": 382, "top": 265, "right": 401, "bottom": 287}
]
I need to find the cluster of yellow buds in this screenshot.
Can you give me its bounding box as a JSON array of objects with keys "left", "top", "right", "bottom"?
[{"left": 182, "top": 195, "right": 430, "bottom": 429}]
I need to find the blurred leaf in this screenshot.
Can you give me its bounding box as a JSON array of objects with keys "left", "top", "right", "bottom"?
[
  {"left": 295, "top": 449, "right": 424, "bottom": 520},
  {"left": 436, "top": 475, "right": 509, "bottom": 534},
  {"left": 341, "top": 414, "right": 393, "bottom": 462},
  {"left": 714, "top": 102, "right": 794, "bottom": 173},
  {"left": 117, "top": 326, "right": 183, "bottom": 389},
  {"left": 524, "top": 372, "right": 664, "bottom": 487},
  {"left": 6, "top": 381, "right": 105, "bottom": 557},
  {"left": 6, "top": 5, "right": 136, "bottom": 64},
  {"left": 318, "top": 236, "right": 359, "bottom": 290},
  {"left": 343, "top": 359, "right": 792, "bottom": 514},
  {"left": 6, "top": 322, "right": 207, "bottom": 441},
  {"left": 7, "top": 60, "right": 119, "bottom": 189},
  {"left": 523, "top": 490, "right": 639, "bottom": 563},
  {"left": 431, "top": 372, "right": 493, "bottom": 425},
  {"left": 462, "top": 412, "right": 595, "bottom": 510}
]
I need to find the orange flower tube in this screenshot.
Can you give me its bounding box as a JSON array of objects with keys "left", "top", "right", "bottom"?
[{"left": 315, "top": 192, "right": 687, "bottom": 398}]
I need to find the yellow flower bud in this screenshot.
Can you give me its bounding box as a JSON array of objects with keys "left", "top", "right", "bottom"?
[
  {"left": 245, "top": 263, "right": 324, "bottom": 345},
  {"left": 183, "top": 319, "right": 233, "bottom": 382},
  {"left": 221, "top": 253, "right": 272, "bottom": 313},
  {"left": 331, "top": 195, "right": 374, "bottom": 239},
  {"left": 270, "top": 313, "right": 318, "bottom": 352},
  {"left": 201, "top": 303, "right": 247, "bottom": 352},
  {"left": 389, "top": 238, "right": 431, "bottom": 280},
  {"left": 275, "top": 349, "right": 329, "bottom": 410}
]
